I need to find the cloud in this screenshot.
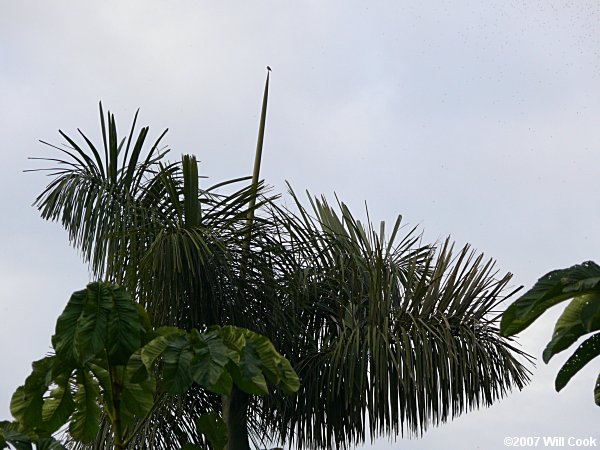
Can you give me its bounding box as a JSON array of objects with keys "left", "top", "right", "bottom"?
[{"left": 1, "top": 1, "right": 599, "bottom": 448}]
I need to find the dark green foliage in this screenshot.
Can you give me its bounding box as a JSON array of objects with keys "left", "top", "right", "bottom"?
[
  {"left": 501, "top": 261, "right": 600, "bottom": 406},
  {"left": 3, "top": 283, "right": 299, "bottom": 449},
  {"left": 0, "top": 420, "right": 67, "bottom": 450}
]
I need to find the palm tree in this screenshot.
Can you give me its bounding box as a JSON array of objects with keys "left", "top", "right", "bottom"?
[{"left": 30, "top": 75, "right": 531, "bottom": 449}]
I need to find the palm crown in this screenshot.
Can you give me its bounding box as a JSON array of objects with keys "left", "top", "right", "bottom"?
[{"left": 30, "top": 92, "right": 531, "bottom": 449}]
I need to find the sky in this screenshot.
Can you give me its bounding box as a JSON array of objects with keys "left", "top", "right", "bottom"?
[{"left": 1, "top": 1, "right": 599, "bottom": 449}]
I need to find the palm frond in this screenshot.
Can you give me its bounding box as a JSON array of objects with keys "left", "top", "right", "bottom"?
[
  {"left": 30, "top": 103, "right": 169, "bottom": 278},
  {"left": 263, "top": 193, "right": 531, "bottom": 448}
]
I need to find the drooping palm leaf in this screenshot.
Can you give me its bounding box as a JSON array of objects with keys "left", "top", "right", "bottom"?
[{"left": 261, "top": 193, "right": 531, "bottom": 448}]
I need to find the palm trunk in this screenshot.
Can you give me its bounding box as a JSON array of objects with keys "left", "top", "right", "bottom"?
[{"left": 222, "top": 386, "right": 251, "bottom": 450}]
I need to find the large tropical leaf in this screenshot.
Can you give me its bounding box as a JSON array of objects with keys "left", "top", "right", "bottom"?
[
  {"left": 106, "top": 285, "right": 146, "bottom": 365},
  {"left": 500, "top": 261, "right": 600, "bottom": 336},
  {"left": 52, "top": 289, "right": 86, "bottom": 368},
  {"left": 0, "top": 422, "right": 32, "bottom": 450},
  {"left": 73, "top": 284, "right": 112, "bottom": 364},
  {"left": 69, "top": 370, "right": 100, "bottom": 443},
  {"left": 41, "top": 373, "right": 75, "bottom": 433},
  {"left": 542, "top": 293, "right": 600, "bottom": 363},
  {"left": 501, "top": 261, "right": 600, "bottom": 407},
  {"left": 161, "top": 334, "right": 195, "bottom": 394},
  {"left": 53, "top": 282, "right": 145, "bottom": 367},
  {"left": 140, "top": 327, "right": 184, "bottom": 370},
  {"left": 0, "top": 421, "right": 67, "bottom": 450},
  {"left": 555, "top": 334, "right": 600, "bottom": 391},
  {"left": 10, "top": 357, "right": 53, "bottom": 429},
  {"left": 120, "top": 368, "right": 156, "bottom": 428},
  {"left": 231, "top": 338, "right": 269, "bottom": 396},
  {"left": 189, "top": 329, "right": 232, "bottom": 395}
]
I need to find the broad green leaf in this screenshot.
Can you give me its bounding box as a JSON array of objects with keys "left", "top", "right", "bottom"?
[
  {"left": 542, "top": 293, "right": 600, "bottom": 362},
  {"left": 122, "top": 353, "right": 156, "bottom": 421},
  {"left": 140, "top": 327, "right": 183, "bottom": 371},
  {"left": 501, "top": 262, "right": 600, "bottom": 336},
  {"left": 69, "top": 370, "right": 100, "bottom": 443},
  {"left": 106, "top": 285, "right": 145, "bottom": 365},
  {"left": 190, "top": 330, "right": 231, "bottom": 394},
  {"left": 246, "top": 332, "right": 299, "bottom": 394},
  {"left": 218, "top": 326, "right": 245, "bottom": 364},
  {"left": 0, "top": 426, "right": 33, "bottom": 450},
  {"left": 502, "top": 262, "right": 600, "bottom": 407},
  {"left": 125, "top": 349, "right": 149, "bottom": 384},
  {"left": 555, "top": 333, "right": 600, "bottom": 391},
  {"left": 41, "top": 373, "right": 75, "bottom": 433},
  {"left": 196, "top": 412, "right": 227, "bottom": 450},
  {"left": 10, "top": 385, "right": 38, "bottom": 428},
  {"left": 120, "top": 373, "right": 156, "bottom": 429},
  {"left": 0, "top": 422, "right": 33, "bottom": 450},
  {"left": 11, "top": 357, "right": 53, "bottom": 428},
  {"left": 247, "top": 333, "right": 281, "bottom": 384},
  {"left": 214, "top": 326, "right": 299, "bottom": 395},
  {"left": 52, "top": 288, "right": 87, "bottom": 365},
  {"left": 162, "top": 334, "right": 194, "bottom": 394},
  {"left": 206, "top": 371, "right": 234, "bottom": 396},
  {"left": 275, "top": 358, "right": 300, "bottom": 395},
  {"left": 232, "top": 339, "right": 268, "bottom": 395},
  {"left": 86, "top": 359, "right": 113, "bottom": 418},
  {"left": 582, "top": 295, "right": 600, "bottom": 332},
  {"left": 73, "top": 283, "right": 112, "bottom": 364}
]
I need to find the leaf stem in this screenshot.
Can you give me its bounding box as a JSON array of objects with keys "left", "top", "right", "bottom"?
[{"left": 109, "top": 366, "right": 125, "bottom": 450}]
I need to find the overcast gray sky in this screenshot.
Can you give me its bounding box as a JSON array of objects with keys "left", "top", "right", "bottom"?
[{"left": 1, "top": 1, "right": 599, "bottom": 449}]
